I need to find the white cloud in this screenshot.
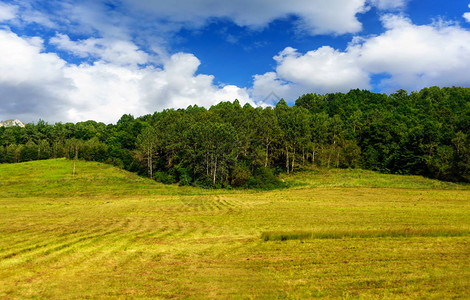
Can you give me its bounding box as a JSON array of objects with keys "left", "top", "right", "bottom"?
[
  {"left": 50, "top": 34, "right": 150, "bottom": 66},
  {"left": 0, "top": 3, "right": 17, "bottom": 22},
  {"left": 0, "top": 29, "right": 73, "bottom": 122},
  {"left": 0, "top": 31, "right": 66, "bottom": 84},
  {"left": 139, "top": 53, "right": 251, "bottom": 110},
  {"left": 252, "top": 72, "right": 301, "bottom": 104},
  {"left": 252, "top": 45, "right": 370, "bottom": 100},
  {"left": 63, "top": 53, "right": 252, "bottom": 122},
  {"left": 20, "top": 9, "right": 57, "bottom": 28},
  {"left": 464, "top": 4, "right": 470, "bottom": 23},
  {"left": 61, "top": 1, "right": 134, "bottom": 39},
  {"left": 0, "top": 29, "right": 252, "bottom": 123},
  {"left": 356, "top": 15, "right": 470, "bottom": 90},
  {"left": 0, "top": 1, "right": 57, "bottom": 28},
  {"left": 253, "top": 15, "right": 470, "bottom": 99},
  {"left": 368, "top": 0, "right": 408, "bottom": 10},
  {"left": 121, "top": 0, "right": 368, "bottom": 35},
  {"left": 274, "top": 46, "right": 370, "bottom": 92},
  {"left": 465, "top": 12, "right": 470, "bottom": 22}
]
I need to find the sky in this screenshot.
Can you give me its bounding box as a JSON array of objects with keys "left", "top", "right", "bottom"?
[{"left": 1, "top": 0, "right": 470, "bottom": 124}]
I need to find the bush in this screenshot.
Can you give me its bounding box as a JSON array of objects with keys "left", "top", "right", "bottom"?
[
  {"left": 177, "top": 167, "right": 193, "bottom": 186},
  {"left": 105, "top": 157, "right": 124, "bottom": 169},
  {"left": 154, "top": 171, "right": 176, "bottom": 184},
  {"left": 245, "top": 167, "right": 284, "bottom": 190},
  {"left": 193, "top": 177, "right": 215, "bottom": 189},
  {"left": 341, "top": 141, "right": 361, "bottom": 168},
  {"left": 231, "top": 165, "right": 252, "bottom": 187}
]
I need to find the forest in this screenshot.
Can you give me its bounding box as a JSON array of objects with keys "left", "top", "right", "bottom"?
[{"left": 0, "top": 86, "right": 469, "bottom": 188}]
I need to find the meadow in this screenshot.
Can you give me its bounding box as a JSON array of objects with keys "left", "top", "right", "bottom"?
[{"left": 0, "top": 159, "right": 469, "bottom": 298}]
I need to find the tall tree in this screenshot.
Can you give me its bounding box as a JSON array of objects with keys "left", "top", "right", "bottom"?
[{"left": 137, "top": 127, "right": 158, "bottom": 179}]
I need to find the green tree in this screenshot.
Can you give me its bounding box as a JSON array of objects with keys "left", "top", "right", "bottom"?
[{"left": 137, "top": 127, "right": 158, "bottom": 179}]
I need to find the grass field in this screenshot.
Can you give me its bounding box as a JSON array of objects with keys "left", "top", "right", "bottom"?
[{"left": 0, "top": 159, "right": 469, "bottom": 299}]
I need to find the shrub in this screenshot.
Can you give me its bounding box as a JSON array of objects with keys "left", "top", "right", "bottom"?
[
  {"left": 177, "top": 167, "right": 192, "bottom": 186},
  {"left": 154, "top": 171, "right": 176, "bottom": 184},
  {"left": 231, "top": 165, "right": 252, "bottom": 187},
  {"left": 245, "top": 167, "right": 284, "bottom": 190}
]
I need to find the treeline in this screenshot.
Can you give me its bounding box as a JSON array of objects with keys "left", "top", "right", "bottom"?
[{"left": 0, "top": 86, "right": 469, "bottom": 187}]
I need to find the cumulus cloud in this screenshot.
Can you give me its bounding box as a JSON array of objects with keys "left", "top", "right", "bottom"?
[
  {"left": 63, "top": 53, "right": 251, "bottom": 122},
  {"left": 0, "top": 29, "right": 73, "bottom": 122},
  {"left": 251, "top": 44, "right": 371, "bottom": 100},
  {"left": 357, "top": 15, "right": 470, "bottom": 90},
  {"left": 253, "top": 15, "right": 470, "bottom": 99},
  {"left": 0, "top": 29, "right": 251, "bottom": 123},
  {"left": 138, "top": 53, "right": 251, "bottom": 110},
  {"left": 274, "top": 46, "right": 370, "bottom": 92},
  {"left": 121, "top": 0, "right": 368, "bottom": 35}
]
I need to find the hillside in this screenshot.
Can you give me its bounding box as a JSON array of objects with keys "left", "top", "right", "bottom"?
[
  {"left": 0, "top": 159, "right": 469, "bottom": 298},
  {"left": 0, "top": 119, "right": 24, "bottom": 128},
  {"left": 0, "top": 159, "right": 173, "bottom": 198}
]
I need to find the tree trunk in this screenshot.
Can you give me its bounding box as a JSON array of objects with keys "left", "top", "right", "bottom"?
[
  {"left": 150, "top": 153, "right": 153, "bottom": 179},
  {"left": 213, "top": 156, "right": 217, "bottom": 186},
  {"left": 312, "top": 148, "right": 315, "bottom": 167},
  {"left": 206, "top": 152, "right": 209, "bottom": 176},
  {"left": 14, "top": 149, "right": 20, "bottom": 163},
  {"left": 147, "top": 147, "right": 153, "bottom": 179},
  {"left": 147, "top": 148, "right": 150, "bottom": 178},
  {"left": 265, "top": 140, "right": 269, "bottom": 168},
  {"left": 327, "top": 146, "right": 331, "bottom": 169},
  {"left": 336, "top": 150, "right": 340, "bottom": 168},
  {"left": 286, "top": 146, "right": 289, "bottom": 175},
  {"left": 292, "top": 147, "right": 296, "bottom": 173}
]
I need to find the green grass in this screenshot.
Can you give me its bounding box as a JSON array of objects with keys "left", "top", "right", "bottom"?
[{"left": 0, "top": 159, "right": 469, "bottom": 299}]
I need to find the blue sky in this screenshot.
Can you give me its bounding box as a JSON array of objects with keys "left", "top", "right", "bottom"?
[{"left": 1, "top": 0, "right": 470, "bottom": 123}]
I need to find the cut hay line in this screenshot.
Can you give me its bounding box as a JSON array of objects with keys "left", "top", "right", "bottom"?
[
  {"left": 0, "top": 230, "right": 118, "bottom": 261},
  {"left": 261, "top": 228, "right": 470, "bottom": 241}
]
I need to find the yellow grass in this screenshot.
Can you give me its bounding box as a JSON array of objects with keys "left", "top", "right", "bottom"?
[{"left": 0, "top": 159, "right": 469, "bottom": 298}]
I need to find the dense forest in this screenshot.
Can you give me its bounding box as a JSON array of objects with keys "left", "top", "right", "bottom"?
[{"left": 1, "top": 86, "right": 469, "bottom": 188}]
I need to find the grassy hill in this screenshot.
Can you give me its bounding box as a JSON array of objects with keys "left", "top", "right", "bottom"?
[{"left": 0, "top": 159, "right": 469, "bottom": 298}]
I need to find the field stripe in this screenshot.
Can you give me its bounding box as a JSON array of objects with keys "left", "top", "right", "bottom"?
[{"left": 262, "top": 229, "right": 470, "bottom": 241}]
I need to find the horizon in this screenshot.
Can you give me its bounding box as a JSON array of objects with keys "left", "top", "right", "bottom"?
[{"left": 0, "top": 86, "right": 468, "bottom": 125}]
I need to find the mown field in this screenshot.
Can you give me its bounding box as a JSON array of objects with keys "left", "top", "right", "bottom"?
[{"left": 0, "top": 159, "right": 469, "bottom": 299}]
